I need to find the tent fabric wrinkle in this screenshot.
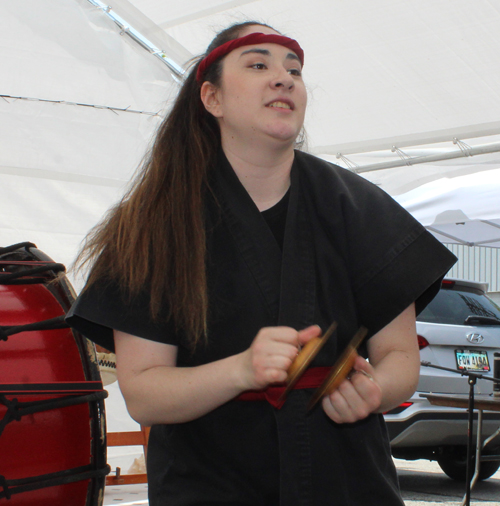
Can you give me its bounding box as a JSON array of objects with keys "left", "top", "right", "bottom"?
[
  {"left": 0, "top": 0, "right": 177, "bottom": 285},
  {"left": 139, "top": 0, "right": 500, "bottom": 156}
]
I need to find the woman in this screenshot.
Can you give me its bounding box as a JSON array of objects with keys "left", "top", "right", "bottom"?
[{"left": 67, "top": 21, "right": 456, "bottom": 505}]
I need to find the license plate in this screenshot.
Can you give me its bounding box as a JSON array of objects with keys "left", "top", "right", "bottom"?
[{"left": 455, "top": 349, "right": 490, "bottom": 371}]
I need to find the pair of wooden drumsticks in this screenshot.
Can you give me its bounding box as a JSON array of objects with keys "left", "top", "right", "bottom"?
[{"left": 280, "top": 323, "right": 368, "bottom": 410}]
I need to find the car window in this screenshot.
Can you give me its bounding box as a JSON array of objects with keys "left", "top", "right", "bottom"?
[{"left": 418, "top": 285, "right": 500, "bottom": 325}]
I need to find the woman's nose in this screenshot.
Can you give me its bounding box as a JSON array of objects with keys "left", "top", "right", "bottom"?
[{"left": 271, "top": 69, "right": 294, "bottom": 90}]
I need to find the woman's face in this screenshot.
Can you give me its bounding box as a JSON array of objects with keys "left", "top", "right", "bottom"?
[{"left": 202, "top": 25, "right": 307, "bottom": 150}]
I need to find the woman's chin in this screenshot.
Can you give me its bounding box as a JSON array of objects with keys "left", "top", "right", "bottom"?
[{"left": 264, "top": 126, "right": 301, "bottom": 145}]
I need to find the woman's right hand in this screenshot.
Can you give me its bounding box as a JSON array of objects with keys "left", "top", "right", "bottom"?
[
  {"left": 114, "top": 324, "right": 321, "bottom": 426},
  {"left": 239, "top": 325, "right": 322, "bottom": 390}
]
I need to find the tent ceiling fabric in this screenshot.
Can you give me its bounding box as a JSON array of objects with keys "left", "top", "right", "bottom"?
[
  {"left": 0, "top": 0, "right": 179, "bottom": 286},
  {"left": 2, "top": 0, "right": 500, "bottom": 290},
  {"left": 129, "top": 0, "right": 500, "bottom": 156}
]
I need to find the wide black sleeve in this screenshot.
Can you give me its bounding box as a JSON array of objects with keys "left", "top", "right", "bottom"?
[
  {"left": 299, "top": 152, "right": 457, "bottom": 336},
  {"left": 66, "top": 278, "right": 179, "bottom": 353},
  {"left": 340, "top": 172, "right": 457, "bottom": 334}
]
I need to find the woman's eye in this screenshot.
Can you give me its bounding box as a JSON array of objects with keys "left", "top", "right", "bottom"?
[
  {"left": 251, "top": 63, "right": 266, "bottom": 70},
  {"left": 288, "top": 68, "right": 302, "bottom": 77}
]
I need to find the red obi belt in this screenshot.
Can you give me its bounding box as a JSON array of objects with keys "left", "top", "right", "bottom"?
[{"left": 235, "top": 367, "right": 330, "bottom": 409}]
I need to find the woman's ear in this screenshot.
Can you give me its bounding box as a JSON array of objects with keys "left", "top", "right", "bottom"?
[{"left": 200, "top": 81, "right": 223, "bottom": 118}]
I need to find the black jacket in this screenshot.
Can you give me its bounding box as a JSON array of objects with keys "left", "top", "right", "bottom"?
[{"left": 67, "top": 150, "right": 456, "bottom": 505}]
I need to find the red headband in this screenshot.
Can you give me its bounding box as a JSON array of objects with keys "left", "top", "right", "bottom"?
[{"left": 196, "top": 32, "right": 304, "bottom": 83}]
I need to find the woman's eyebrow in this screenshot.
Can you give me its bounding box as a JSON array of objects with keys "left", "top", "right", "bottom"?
[
  {"left": 239, "top": 48, "right": 271, "bottom": 57},
  {"left": 286, "top": 53, "right": 300, "bottom": 63},
  {"left": 238, "top": 48, "right": 300, "bottom": 62}
]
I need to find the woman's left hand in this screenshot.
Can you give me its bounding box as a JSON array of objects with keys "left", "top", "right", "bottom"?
[
  {"left": 321, "top": 355, "right": 382, "bottom": 424},
  {"left": 321, "top": 303, "right": 420, "bottom": 424}
]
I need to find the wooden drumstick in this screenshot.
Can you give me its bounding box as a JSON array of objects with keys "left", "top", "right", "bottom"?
[
  {"left": 278, "top": 322, "right": 338, "bottom": 402},
  {"left": 307, "top": 326, "right": 368, "bottom": 411}
]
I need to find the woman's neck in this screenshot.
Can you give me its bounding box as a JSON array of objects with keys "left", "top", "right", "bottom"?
[{"left": 222, "top": 142, "right": 294, "bottom": 212}]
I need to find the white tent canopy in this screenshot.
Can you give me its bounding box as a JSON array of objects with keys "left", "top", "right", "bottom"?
[
  {"left": 394, "top": 169, "right": 500, "bottom": 248},
  {"left": 2, "top": 0, "right": 500, "bottom": 286}
]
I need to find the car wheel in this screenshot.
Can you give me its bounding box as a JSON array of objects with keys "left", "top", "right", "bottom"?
[{"left": 437, "top": 446, "right": 500, "bottom": 482}]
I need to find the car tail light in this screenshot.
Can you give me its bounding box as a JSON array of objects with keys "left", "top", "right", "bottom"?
[
  {"left": 384, "top": 402, "right": 413, "bottom": 415},
  {"left": 417, "top": 334, "right": 429, "bottom": 350},
  {"left": 441, "top": 279, "right": 455, "bottom": 289}
]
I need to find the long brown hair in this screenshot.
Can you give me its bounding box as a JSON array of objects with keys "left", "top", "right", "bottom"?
[{"left": 77, "top": 21, "right": 274, "bottom": 349}]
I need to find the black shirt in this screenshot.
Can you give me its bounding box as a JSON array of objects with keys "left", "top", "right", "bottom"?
[{"left": 261, "top": 189, "right": 290, "bottom": 250}]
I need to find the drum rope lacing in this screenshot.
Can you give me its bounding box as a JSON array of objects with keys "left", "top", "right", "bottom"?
[
  {"left": 0, "top": 463, "right": 111, "bottom": 500},
  {"left": 0, "top": 315, "right": 69, "bottom": 342},
  {"left": 0, "top": 242, "right": 37, "bottom": 256},
  {"left": 0, "top": 262, "right": 66, "bottom": 285},
  {"left": 0, "top": 391, "right": 110, "bottom": 498},
  {"left": 0, "top": 390, "right": 108, "bottom": 437},
  {"left": 0, "top": 253, "right": 70, "bottom": 341}
]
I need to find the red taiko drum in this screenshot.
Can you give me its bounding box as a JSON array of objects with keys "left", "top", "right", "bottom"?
[{"left": 0, "top": 243, "right": 108, "bottom": 505}]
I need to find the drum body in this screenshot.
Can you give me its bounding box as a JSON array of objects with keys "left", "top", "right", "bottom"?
[{"left": 0, "top": 243, "right": 107, "bottom": 505}]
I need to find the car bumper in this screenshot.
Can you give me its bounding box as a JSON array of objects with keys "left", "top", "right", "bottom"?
[{"left": 385, "top": 393, "right": 500, "bottom": 448}]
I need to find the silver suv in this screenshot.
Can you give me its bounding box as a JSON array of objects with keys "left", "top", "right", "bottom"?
[{"left": 384, "top": 278, "right": 500, "bottom": 481}]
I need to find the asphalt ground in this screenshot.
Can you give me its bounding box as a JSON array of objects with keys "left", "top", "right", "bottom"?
[
  {"left": 396, "top": 458, "right": 500, "bottom": 505},
  {"left": 102, "top": 459, "right": 500, "bottom": 505}
]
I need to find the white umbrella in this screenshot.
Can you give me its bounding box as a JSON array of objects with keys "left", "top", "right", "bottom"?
[{"left": 394, "top": 169, "right": 500, "bottom": 248}]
